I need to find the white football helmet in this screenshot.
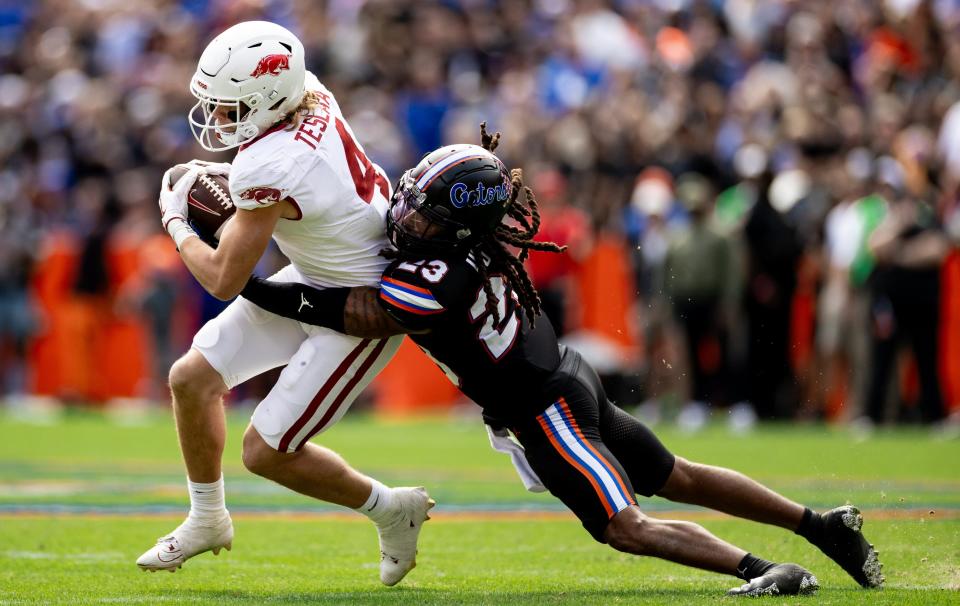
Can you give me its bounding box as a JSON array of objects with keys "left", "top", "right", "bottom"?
[{"left": 188, "top": 21, "right": 306, "bottom": 151}]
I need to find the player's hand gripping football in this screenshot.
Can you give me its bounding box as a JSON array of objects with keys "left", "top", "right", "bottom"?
[
  {"left": 184, "top": 159, "right": 232, "bottom": 177},
  {"left": 159, "top": 166, "right": 201, "bottom": 249}
]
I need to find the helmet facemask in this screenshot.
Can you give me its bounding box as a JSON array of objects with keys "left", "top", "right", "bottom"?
[
  {"left": 189, "top": 84, "right": 266, "bottom": 151},
  {"left": 387, "top": 170, "right": 474, "bottom": 255}
]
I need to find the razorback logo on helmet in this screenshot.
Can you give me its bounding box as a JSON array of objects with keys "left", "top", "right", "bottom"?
[
  {"left": 240, "top": 186, "right": 283, "bottom": 204},
  {"left": 194, "top": 79, "right": 208, "bottom": 90},
  {"left": 250, "top": 54, "right": 292, "bottom": 78}
]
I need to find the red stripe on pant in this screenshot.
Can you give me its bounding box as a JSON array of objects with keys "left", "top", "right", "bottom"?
[
  {"left": 277, "top": 338, "right": 372, "bottom": 453},
  {"left": 294, "top": 338, "right": 390, "bottom": 451}
]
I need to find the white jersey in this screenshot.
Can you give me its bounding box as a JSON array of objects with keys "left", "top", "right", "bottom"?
[{"left": 229, "top": 72, "right": 392, "bottom": 288}]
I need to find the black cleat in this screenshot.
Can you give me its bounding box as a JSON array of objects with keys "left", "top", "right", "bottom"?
[
  {"left": 727, "top": 563, "right": 820, "bottom": 597},
  {"left": 816, "top": 505, "right": 884, "bottom": 588}
]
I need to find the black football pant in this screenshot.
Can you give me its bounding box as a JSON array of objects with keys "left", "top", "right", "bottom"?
[{"left": 510, "top": 347, "right": 676, "bottom": 541}]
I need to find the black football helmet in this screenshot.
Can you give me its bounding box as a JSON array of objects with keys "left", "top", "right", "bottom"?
[{"left": 386, "top": 144, "right": 512, "bottom": 255}]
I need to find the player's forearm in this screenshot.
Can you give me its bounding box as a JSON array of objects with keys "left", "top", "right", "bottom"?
[
  {"left": 177, "top": 237, "right": 248, "bottom": 300},
  {"left": 240, "top": 278, "right": 413, "bottom": 337},
  {"left": 240, "top": 276, "right": 350, "bottom": 332},
  {"left": 343, "top": 287, "right": 412, "bottom": 337},
  {"left": 179, "top": 206, "right": 280, "bottom": 300}
]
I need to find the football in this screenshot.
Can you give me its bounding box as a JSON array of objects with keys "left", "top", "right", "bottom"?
[{"left": 169, "top": 164, "right": 235, "bottom": 246}]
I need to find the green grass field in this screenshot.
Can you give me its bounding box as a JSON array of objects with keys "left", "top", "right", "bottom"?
[{"left": 1, "top": 407, "right": 958, "bottom": 605}]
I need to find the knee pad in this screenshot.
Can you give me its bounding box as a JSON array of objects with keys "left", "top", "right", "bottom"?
[
  {"left": 250, "top": 398, "right": 289, "bottom": 452},
  {"left": 192, "top": 320, "right": 244, "bottom": 388}
]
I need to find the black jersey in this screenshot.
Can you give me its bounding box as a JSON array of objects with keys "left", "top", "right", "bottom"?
[{"left": 377, "top": 252, "right": 561, "bottom": 423}]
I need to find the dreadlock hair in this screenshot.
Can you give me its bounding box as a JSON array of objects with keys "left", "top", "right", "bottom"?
[{"left": 472, "top": 122, "right": 566, "bottom": 327}]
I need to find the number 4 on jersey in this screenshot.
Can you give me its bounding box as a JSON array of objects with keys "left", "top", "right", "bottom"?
[
  {"left": 335, "top": 118, "right": 388, "bottom": 204},
  {"left": 469, "top": 276, "right": 520, "bottom": 360}
]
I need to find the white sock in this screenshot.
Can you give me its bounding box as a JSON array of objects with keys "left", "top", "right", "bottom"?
[
  {"left": 187, "top": 476, "right": 228, "bottom": 522},
  {"left": 356, "top": 479, "right": 396, "bottom": 525}
]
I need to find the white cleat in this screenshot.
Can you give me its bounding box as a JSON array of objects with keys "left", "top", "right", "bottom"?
[
  {"left": 136, "top": 514, "right": 233, "bottom": 572},
  {"left": 377, "top": 487, "right": 435, "bottom": 586}
]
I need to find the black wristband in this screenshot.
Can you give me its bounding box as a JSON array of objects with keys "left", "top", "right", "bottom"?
[{"left": 240, "top": 275, "right": 350, "bottom": 333}]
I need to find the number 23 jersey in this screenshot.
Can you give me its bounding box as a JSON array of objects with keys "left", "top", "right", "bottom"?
[{"left": 378, "top": 253, "right": 561, "bottom": 422}]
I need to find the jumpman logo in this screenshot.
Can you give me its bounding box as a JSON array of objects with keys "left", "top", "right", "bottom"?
[{"left": 299, "top": 292, "right": 314, "bottom": 313}]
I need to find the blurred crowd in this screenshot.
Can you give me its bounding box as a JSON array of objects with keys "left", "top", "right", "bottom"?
[{"left": 3, "top": 0, "right": 960, "bottom": 429}]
